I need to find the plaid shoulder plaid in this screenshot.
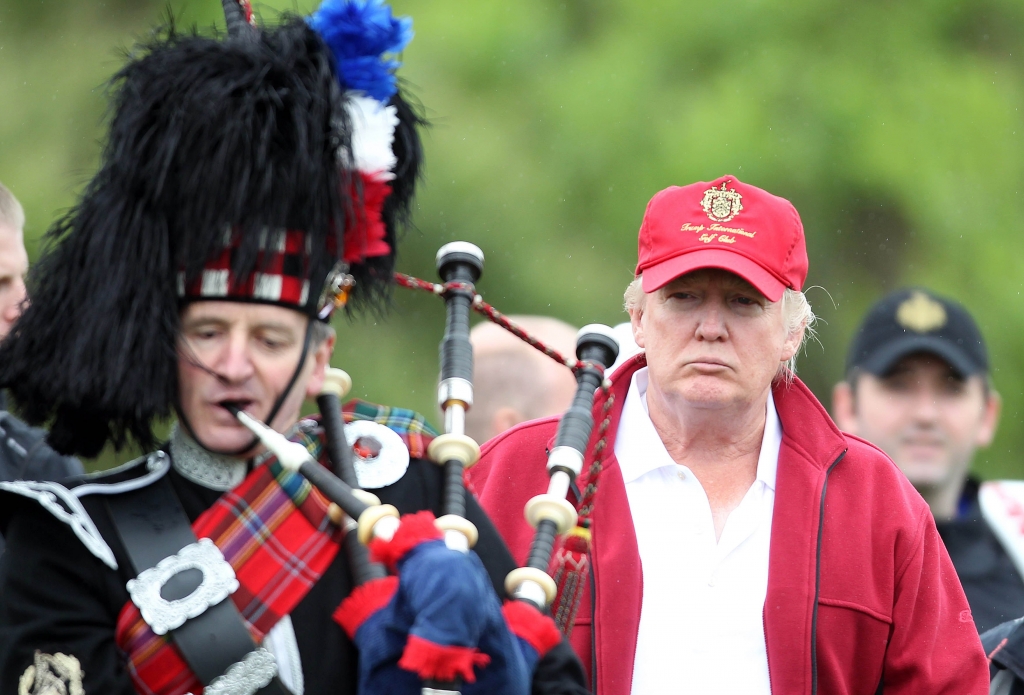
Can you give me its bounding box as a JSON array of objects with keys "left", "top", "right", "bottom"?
[
  {"left": 114, "top": 405, "right": 438, "bottom": 694},
  {"left": 342, "top": 398, "right": 439, "bottom": 459}
]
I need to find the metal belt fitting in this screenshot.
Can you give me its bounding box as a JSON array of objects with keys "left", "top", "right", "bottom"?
[{"left": 127, "top": 538, "right": 239, "bottom": 635}]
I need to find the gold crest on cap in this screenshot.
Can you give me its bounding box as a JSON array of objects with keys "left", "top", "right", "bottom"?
[
  {"left": 896, "top": 291, "right": 947, "bottom": 333},
  {"left": 701, "top": 182, "right": 743, "bottom": 222}
]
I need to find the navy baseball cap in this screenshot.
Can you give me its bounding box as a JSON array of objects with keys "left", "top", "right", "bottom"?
[{"left": 846, "top": 288, "right": 988, "bottom": 379}]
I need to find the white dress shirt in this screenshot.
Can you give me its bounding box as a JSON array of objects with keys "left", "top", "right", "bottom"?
[{"left": 615, "top": 368, "right": 781, "bottom": 695}]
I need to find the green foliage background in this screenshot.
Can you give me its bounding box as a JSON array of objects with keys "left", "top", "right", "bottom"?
[{"left": 2, "top": 0, "right": 1024, "bottom": 476}]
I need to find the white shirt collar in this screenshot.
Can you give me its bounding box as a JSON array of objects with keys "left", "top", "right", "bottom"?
[{"left": 616, "top": 367, "right": 781, "bottom": 491}]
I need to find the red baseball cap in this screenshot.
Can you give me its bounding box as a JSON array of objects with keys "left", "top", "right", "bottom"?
[{"left": 635, "top": 175, "right": 808, "bottom": 302}]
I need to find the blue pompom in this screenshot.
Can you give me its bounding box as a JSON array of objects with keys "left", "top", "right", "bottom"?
[{"left": 308, "top": 0, "right": 413, "bottom": 103}]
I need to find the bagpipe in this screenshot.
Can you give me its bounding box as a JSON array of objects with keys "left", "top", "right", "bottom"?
[
  {"left": 233, "top": 241, "right": 617, "bottom": 694},
  {"left": 210, "top": 1, "right": 617, "bottom": 691}
]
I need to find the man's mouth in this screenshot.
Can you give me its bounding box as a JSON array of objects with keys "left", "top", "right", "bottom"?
[
  {"left": 687, "top": 359, "right": 729, "bottom": 369},
  {"left": 217, "top": 399, "right": 254, "bottom": 417},
  {"left": 900, "top": 437, "right": 946, "bottom": 458}
]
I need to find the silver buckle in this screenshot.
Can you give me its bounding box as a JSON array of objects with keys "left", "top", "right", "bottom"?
[{"left": 126, "top": 538, "right": 239, "bottom": 635}]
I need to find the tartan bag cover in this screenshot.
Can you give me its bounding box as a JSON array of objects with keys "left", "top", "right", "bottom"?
[{"left": 114, "top": 402, "right": 438, "bottom": 695}]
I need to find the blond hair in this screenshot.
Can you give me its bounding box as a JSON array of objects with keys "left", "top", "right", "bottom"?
[
  {"left": 623, "top": 273, "right": 815, "bottom": 380},
  {"left": 0, "top": 182, "right": 25, "bottom": 230}
]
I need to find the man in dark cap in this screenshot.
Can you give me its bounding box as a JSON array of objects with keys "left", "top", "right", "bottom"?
[
  {"left": 832, "top": 288, "right": 1021, "bottom": 633},
  {"left": 0, "top": 2, "right": 586, "bottom": 694}
]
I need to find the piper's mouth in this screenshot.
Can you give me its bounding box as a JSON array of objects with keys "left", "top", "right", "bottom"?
[{"left": 219, "top": 400, "right": 253, "bottom": 417}]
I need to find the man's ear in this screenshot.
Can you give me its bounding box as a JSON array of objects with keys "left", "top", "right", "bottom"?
[
  {"left": 976, "top": 388, "right": 1002, "bottom": 448},
  {"left": 304, "top": 329, "right": 336, "bottom": 400},
  {"left": 630, "top": 306, "right": 645, "bottom": 349},
  {"left": 832, "top": 381, "right": 858, "bottom": 434},
  {"left": 780, "top": 324, "right": 805, "bottom": 362}
]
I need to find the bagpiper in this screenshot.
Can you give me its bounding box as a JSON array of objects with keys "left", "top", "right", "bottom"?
[{"left": 0, "top": 2, "right": 586, "bottom": 694}]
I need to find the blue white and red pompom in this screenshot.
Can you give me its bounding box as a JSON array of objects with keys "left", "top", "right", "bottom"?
[
  {"left": 308, "top": 0, "right": 412, "bottom": 103},
  {"left": 309, "top": 0, "right": 413, "bottom": 266}
]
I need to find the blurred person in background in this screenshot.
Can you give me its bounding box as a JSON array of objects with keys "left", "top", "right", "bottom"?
[
  {"left": 467, "top": 316, "right": 579, "bottom": 444},
  {"left": 0, "top": 182, "right": 81, "bottom": 517},
  {"left": 832, "top": 288, "right": 1021, "bottom": 633},
  {"left": 0, "top": 183, "right": 28, "bottom": 345},
  {"left": 469, "top": 176, "right": 988, "bottom": 694}
]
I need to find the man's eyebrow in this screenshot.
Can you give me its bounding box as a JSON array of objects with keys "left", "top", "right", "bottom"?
[
  {"left": 182, "top": 316, "right": 229, "bottom": 330},
  {"left": 254, "top": 322, "right": 299, "bottom": 334}
]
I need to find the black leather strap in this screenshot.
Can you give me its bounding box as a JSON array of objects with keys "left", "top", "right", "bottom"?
[{"left": 107, "top": 474, "right": 287, "bottom": 694}]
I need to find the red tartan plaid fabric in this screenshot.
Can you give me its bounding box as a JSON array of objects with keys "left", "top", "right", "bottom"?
[
  {"left": 176, "top": 228, "right": 313, "bottom": 308},
  {"left": 341, "top": 399, "right": 438, "bottom": 458},
  {"left": 115, "top": 426, "right": 343, "bottom": 695},
  {"left": 114, "top": 408, "right": 436, "bottom": 695}
]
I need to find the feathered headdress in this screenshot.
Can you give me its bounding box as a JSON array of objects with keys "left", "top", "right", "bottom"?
[{"left": 0, "top": 0, "right": 422, "bottom": 457}]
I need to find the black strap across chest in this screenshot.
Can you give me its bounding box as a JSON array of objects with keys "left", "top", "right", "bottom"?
[{"left": 106, "top": 473, "right": 287, "bottom": 694}]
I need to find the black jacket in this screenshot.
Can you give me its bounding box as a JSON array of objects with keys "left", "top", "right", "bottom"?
[
  {"left": 0, "top": 448, "right": 586, "bottom": 695},
  {"left": 0, "top": 408, "right": 83, "bottom": 484},
  {"left": 0, "top": 405, "right": 83, "bottom": 555},
  {"left": 936, "top": 478, "right": 1024, "bottom": 634},
  {"left": 983, "top": 617, "right": 1024, "bottom": 694}
]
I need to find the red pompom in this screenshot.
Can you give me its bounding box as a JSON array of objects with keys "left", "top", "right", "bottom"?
[
  {"left": 344, "top": 173, "right": 392, "bottom": 263},
  {"left": 502, "top": 600, "right": 563, "bottom": 658},
  {"left": 369, "top": 510, "right": 443, "bottom": 572},
  {"left": 333, "top": 576, "right": 399, "bottom": 638},
  {"left": 562, "top": 530, "right": 590, "bottom": 554},
  {"left": 398, "top": 634, "right": 491, "bottom": 683}
]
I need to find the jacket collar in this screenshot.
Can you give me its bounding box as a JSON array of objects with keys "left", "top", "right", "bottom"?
[
  {"left": 771, "top": 376, "right": 847, "bottom": 472},
  {"left": 765, "top": 377, "right": 848, "bottom": 694}
]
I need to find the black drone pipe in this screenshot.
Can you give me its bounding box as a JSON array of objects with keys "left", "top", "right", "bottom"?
[{"left": 506, "top": 325, "right": 619, "bottom": 610}]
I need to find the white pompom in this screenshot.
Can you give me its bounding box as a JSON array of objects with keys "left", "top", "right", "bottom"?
[{"left": 345, "top": 94, "right": 399, "bottom": 181}]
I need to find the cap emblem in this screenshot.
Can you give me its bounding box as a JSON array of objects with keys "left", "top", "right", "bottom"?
[
  {"left": 896, "top": 291, "right": 947, "bottom": 333},
  {"left": 701, "top": 182, "right": 743, "bottom": 222}
]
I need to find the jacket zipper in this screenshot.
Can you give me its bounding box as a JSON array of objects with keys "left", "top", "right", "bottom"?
[{"left": 810, "top": 450, "right": 847, "bottom": 695}]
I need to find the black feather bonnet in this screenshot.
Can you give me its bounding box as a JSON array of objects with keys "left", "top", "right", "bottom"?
[{"left": 0, "top": 1, "right": 423, "bottom": 456}]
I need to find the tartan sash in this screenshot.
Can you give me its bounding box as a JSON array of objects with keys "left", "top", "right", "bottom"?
[{"left": 115, "top": 404, "right": 438, "bottom": 695}]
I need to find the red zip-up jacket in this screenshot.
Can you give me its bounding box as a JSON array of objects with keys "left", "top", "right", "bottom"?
[{"left": 467, "top": 355, "right": 989, "bottom": 695}]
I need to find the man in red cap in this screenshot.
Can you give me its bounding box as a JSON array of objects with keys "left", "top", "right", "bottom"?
[{"left": 467, "top": 176, "right": 989, "bottom": 694}]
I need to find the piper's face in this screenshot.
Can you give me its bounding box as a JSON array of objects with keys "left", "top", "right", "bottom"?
[
  {"left": 177, "top": 301, "right": 332, "bottom": 454},
  {"left": 630, "top": 269, "right": 802, "bottom": 412}
]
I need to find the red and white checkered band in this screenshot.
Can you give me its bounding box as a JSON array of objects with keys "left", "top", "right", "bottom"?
[{"left": 176, "top": 228, "right": 313, "bottom": 309}]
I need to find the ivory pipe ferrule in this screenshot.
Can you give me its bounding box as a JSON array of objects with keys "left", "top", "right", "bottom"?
[{"left": 235, "top": 410, "right": 315, "bottom": 472}]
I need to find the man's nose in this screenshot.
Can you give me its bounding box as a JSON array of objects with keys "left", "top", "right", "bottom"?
[
  {"left": 213, "top": 334, "right": 256, "bottom": 384},
  {"left": 694, "top": 304, "right": 727, "bottom": 341},
  {"left": 910, "top": 387, "right": 942, "bottom": 423}
]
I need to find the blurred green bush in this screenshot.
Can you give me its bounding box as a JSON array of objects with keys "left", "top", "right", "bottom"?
[{"left": 2, "top": 0, "right": 1023, "bottom": 477}]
